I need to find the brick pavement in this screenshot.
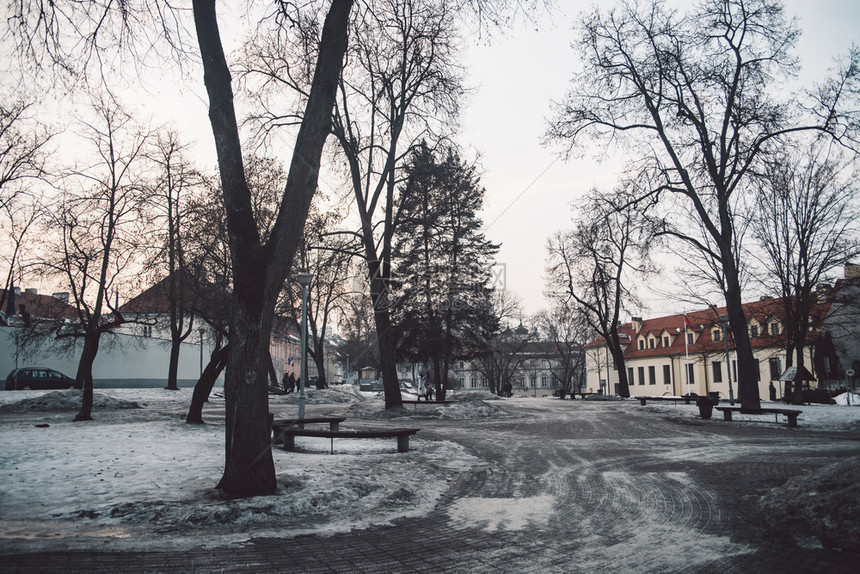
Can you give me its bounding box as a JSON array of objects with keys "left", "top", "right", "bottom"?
[{"left": 3, "top": 400, "right": 859, "bottom": 573}]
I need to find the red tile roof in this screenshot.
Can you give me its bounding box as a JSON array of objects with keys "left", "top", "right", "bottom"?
[
  {"left": 586, "top": 295, "right": 830, "bottom": 359},
  {"left": 1, "top": 289, "right": 78, "bottom": 321}
]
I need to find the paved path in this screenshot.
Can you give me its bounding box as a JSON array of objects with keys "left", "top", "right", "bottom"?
[{"left": 4, "top": 399, "right": 859, "bottom": 573}]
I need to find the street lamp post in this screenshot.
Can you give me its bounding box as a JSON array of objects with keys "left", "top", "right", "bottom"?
[
  {"left": 199, "top": 327, "right": 205, "bottom": 377},
  {"left": 719, "top": 314, "right": 735, "bottom": 405},
  {"left": 297, "top": 272, "right": 313, "bottom": 420}
]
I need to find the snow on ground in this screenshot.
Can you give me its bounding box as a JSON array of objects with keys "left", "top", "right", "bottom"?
[
  {"left": 0, "top": 387, "right": 482, "bottom": 553},
  {"left": 1, "top": 388, "right": 858, "bottom": 555},
  {"left": 633, "top": 396, "right": 860, "bottom": 432}
]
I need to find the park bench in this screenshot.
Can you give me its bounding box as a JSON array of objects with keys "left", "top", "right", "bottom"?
[
  {"left": 271, "top": 417, "right": 346, "bottom": 448},
  {"left": 400, "top": 399, "right": 453, "bottom": 408},
  {"left": 570, "top": 391, "right": 599, "bottom": 400},
  {"left": 278, "top": 427, "right": 420, "bottom": 454},
  {"left": 715, "top": 406, "right": 802, "bottom": 428},
  {"left": 635, "top": 395, "right": 697, "bottom": 406}
]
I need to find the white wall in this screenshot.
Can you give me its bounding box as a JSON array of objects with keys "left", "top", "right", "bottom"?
[{"left": 1, "top": 327, "right": 216, "bottom": 388}]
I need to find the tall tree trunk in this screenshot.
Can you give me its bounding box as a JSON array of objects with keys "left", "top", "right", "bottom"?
[
  {"left": 217, "top": 296, "right": 277, "bottom": 495},
  {"left": 192, "top": 0, "right": 352, "bottom": 496},
  {"left": 74, "top": 332, "right": 101, "bottom": 421},
  {"left": 724, "top": 275, "right": 761, "bottom": 410},
  {"left": 166, "top": 339, "right": 182, "bottom": 390},
  {"left": 369, "top": 270, "right": 402, "bottom": 409},
  {"left": 187, "top": 343, "right": 229, "bottom": 424},
  {"left": 607, "top": 327, "right": 630, "bottom": 397}
]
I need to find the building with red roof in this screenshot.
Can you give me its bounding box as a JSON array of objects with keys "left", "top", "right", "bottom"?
[{"left": 583, "top": 267, "right": 856, "bottom": 401}]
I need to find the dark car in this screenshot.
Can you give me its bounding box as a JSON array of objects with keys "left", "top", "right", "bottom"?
[{"left": 5, "top": 368, "right": 80, "bottom": 390}]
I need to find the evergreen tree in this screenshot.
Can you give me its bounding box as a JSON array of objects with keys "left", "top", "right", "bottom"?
[{"left": 392, "top": 143, "right": 499, "bottom": 399}]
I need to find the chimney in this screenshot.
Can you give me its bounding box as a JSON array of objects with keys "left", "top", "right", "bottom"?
[
  {"left": 52, "top": 292, "right": 70, "bottom": 304},
  {"left": 846, "top": 263, "right": 860, "bottom": 280},
  {"left": 631, "top": 316, "right": 643, "bottom": 333},
  {"left": 25, "top": 288, "right": 37, "bottom": 295}
]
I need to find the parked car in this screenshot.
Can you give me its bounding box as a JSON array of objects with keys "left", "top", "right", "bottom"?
[{"left": 5, "top": 368, "right": 80, "bottom": 390}]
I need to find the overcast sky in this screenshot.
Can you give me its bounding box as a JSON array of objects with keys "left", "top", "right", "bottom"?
[{"left": 457, "top": 0, "right": 860, "bottom": 318}]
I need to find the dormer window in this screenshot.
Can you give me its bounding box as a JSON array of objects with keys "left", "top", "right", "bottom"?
[
  {"left": 663, "top": 335, "right": 670, "bottom": 347},
  {"left": 769, "top": 322, "right": 780, "bottom": 336},
  {"left": 750, "top": 324, "right": 759, "bottom": 338},
  {"left": 713, "top": 329, "right": 722, "bottom": 342},
  {"left": 638, "top": 339, "right": 645, "bottom": 350},
  {"left": 648, "top": 338, "right": 655, "bottom": 349},
  {"left": 687, "top": 332, "right": 694, "bottom": 345}
]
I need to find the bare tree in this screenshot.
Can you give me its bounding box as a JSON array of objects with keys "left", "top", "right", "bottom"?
[
  {"left": 0, "top": 99, "right": 53, "bottom": 314},
  {"left": 536, "top": 302, "right": 590, "bottom": 397},
  {"left": 143, "top": 130, "right": 205, "bottom": 391},
  {"left": 547, "top": 0, "right": 859, "bottom": 409},
  {"left": 280, "top": 201, "right": 357, "bottom": 389},
  {"left": 36, "top": 96, "right": 150, "bottom": 421},
  {"left": 545, "top": 187, "right": 654, "bottom": 398},
  {"left": 751, "top": 140, "right": 860, "bottom": 400},
  {"left": 469, "top": 289, "right": 534, "bottom": 396}
]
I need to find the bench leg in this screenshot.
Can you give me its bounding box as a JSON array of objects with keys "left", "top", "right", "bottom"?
[
  {"left": 285, "top": 435, "right": 295, "bottom": 451},
  {"left": 639, "top": 398, "right": 647, "bottom": 406},
  {"left": 786, "top": 414, "right": 798, "bottom": 428},
  {"left": 722, "top": 410, "right": 733, "bottom": 421},
  {"left": 397, "top": 435, "right": 410, "bottom": 453}
]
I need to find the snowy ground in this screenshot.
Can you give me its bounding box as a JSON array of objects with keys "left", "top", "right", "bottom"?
[
  {"left": 0, "top": 386, "right": 482, "bottom": 553},
  {"left": 0, "top": 387, "right": 857, "bottom": 556}
]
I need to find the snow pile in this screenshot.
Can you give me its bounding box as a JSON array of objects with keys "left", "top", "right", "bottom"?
[
  {"left": 752, "top": 455, "right": 860, "bottom": 553},
  {"left": 344, "top": 397, "right": 514, "bottom": 420},
  {"left": 0, "top": 388, "right": 480, "bottom": 553},
  {"left": 833, "top": 392, "right": 860, "bottom": 406},
  {"left": 273, "top": 387, "right": 366, "bottom": 405},
  {"left": 0, "top": 389, "right": 141, "bottom": 413},
  {"left": 450, "top": 391, "right": 503, "bottom": 402}
]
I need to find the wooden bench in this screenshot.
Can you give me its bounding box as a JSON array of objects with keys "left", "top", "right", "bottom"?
[
  {"left": 715, "top": 406, "right": 802, "bottom": 428},
  {"left": 400, "top": 399, "right": 453, "bottom": 407},
  {"left": 635, "top": 396, "right": 697, "bottom": 406},
  {"left": 271, "top": 417, "right": 346, "bottom": 447},
  {"left": 570, "top": 391, "right": 599, "bottom": 400},
  {"left": 278, "top": 427, "right": 420, "bottom": 453}
]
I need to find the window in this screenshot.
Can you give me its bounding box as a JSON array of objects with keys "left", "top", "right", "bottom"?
[
  {"left": 687, "top": 333, "right": 694, "bottom": 345},
  {"left": 459, "top": 361, "right": 465, "bottom": 369},
  {"left": 638, "top": 366, "right": 645, "bottom": 385},
  {"left": 648, "top": 366, "right": 656, "bottom": 385},
  {"left": 769, "top": 357, "right": 782, "bottom": 380},
  {"left": 627, "top": 368, "right": 634, "bottom": 386},
  {"left": 750, "top": 324, "right": 759, "bottom": 338},
  {"left": 686, "top": 363, "right": 695, "bottom": 385},
  {"left": 142, "top": 325, "right": 152, "bottom": 338},
  {"left": 732, "top": 360, "right": 737, "bottom": 381},
  {"left": 541, "top": 374, "right": 548, "bottom": 387},
  {"left": 712, "top": 360, "right": 722, "bottom": 383},
  {"left": 530, "top": 374, "right": 537, "bottom": 387},
  {"left": 769, "top": 322, "right": 780, "bottom": 336},
  {"left": 713, "top": 329, "right": 721, "bottom": 342},
  {"left": 754, "top": 359, "right": 761, "bottom": 381},
  {"left": 648, "top": 338, "right": 655, "bottom": 349},
  {"left": 459, "top": 376, "right": 465, "bottom": 387},
  {"left": 638, "top": 339, "right": 645, "bottom": 350},
  {"left": 471, "top": 376, "right": 477, "bottom": 388},
  {"left": 663, "top": 365, "right": 671, "bottom": 385},
  {"left": 663, "top": 336, "right": 670, "bottom": 348}
]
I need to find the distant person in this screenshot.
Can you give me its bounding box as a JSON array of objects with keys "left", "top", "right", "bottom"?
[
  {"left": 426, "top": 379, "right": 434, "bottom": 402},
  {"left": 769, "top": 382, "right": 777, "bottom": 401}
]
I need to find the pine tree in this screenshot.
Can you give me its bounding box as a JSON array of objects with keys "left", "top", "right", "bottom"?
[{"left": 392, "top": 143, "right": 499, "bottom": 398}]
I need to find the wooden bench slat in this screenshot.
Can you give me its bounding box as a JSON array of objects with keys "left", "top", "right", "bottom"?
[
  {"left": 279, "top": 427, "right": 420, "bottom": 453},
  {"left": 715, "top": 406, "right": 801, "bottom": 427}
]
